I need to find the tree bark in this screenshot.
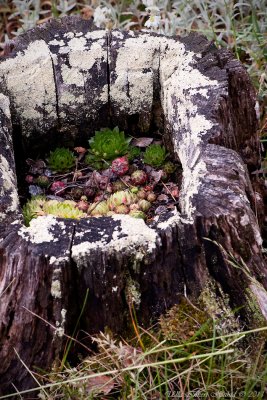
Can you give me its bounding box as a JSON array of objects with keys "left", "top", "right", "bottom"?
[{"left": 0, "top": 16, "right": 266, "bottom": 395}]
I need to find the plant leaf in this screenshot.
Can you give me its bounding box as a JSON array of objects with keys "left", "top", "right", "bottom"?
[{"left": 131, "top": 137, "right": 153, "bottom": 147}]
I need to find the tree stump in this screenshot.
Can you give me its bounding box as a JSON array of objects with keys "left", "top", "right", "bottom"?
[{"left": 0, "top": 16, "right": 266, "bottom": 395}]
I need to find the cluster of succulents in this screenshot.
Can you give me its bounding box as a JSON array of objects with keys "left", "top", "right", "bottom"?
[{"left": 21, "top": 127, "right": 181, "bottom": 226}]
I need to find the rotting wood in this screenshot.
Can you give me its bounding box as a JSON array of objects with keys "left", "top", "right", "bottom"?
[{"left": 0, "top": 16, "right": 266, "bottom": 395}]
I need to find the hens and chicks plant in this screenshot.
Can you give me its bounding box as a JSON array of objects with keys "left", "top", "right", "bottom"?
[{"left": 23, "top": 127, "right": 180, "bottom": 226}]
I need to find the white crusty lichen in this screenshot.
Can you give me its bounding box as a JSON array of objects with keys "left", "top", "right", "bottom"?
[
  {"left": 0, "top": 154, "right": 20, "bottom": 219},
  {"left": 159, "top": 38, "right": 219, "bottom": 220},
  {"left": 109, "top": 33, "right": 219, "bottom": 220},
  {"left": 71, "top": 214, "right": 159, "bottom": 266},
  {"left": 0, "top": 93, "right": 11, "bottom": 119},
  {"left": 18, "top": 215, "right": 60, "bottom": 243},
  {"left": 49, "top": 255, "right": 69, "bottom": 265},
  {"left": 54, "top": 308, "right": 67, "bottom": 338},
  {"left": 51, "top": 279, "right": 61, "bottom": 299},
  {"left": 0, "top": 41, "right": 57, "bottom": 127},
  {"left": 110, "top": 34, "right": 159, "bottom": 114}
]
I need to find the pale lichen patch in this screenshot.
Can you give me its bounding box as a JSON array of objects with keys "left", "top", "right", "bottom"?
[
  {"left": 49, "top": 39, "right": 65, "bottom": 46},
  {"left": 0, "top": 155, "right": 19, "bottom": 216},
  {"left": 0, "top": 93, "right": 11, "bottom": 118},
  {"left": 85, "top": 30, "right": 107, "bottom": 40},
  {"left": 18, "top": 215, "right": 59, "bottom": 243},
  {"left": 54, "top": 308, "right": 67, "bottom": 337},
  {"left": 68, "top": 37, "right": 87, "bottom": 51},
  {"left": 0, "top": 40, "right": 57, "bottom": 126},
  {"left": 49, "top": 255, "right": 69, "bottom": 265},
  {"left": 72, "top": 215, "right": 159, "bottom": 266},
  {"left": 51, "top": 279, "right": 61, "bottom": 299}
]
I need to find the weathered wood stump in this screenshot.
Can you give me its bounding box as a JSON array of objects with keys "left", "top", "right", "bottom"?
[{"left": 0, "top": 16, "right": 266, "bottom": 395}]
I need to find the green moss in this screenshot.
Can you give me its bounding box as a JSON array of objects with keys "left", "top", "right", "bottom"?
[{"left": 198, "top": 281, "right": 240, "bottom": 334}]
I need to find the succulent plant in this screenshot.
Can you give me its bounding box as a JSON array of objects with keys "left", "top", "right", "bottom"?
[
  {"left": 129, "top": 210, "right": 146, "bottom": 219},
  {"left": 130, "top": 186, "right": 139, "bottom": 194},
  {"left": 44, "top": 200, "right": 86, "bottom": 219},
  {"left": 111, "top": 156, "right": 129, "bottom": 176},
  {"left": 143, "top": 144, "right": 167, "bottom": 167},
  {"left": 83, "top": 187, "right": 96, "bottom": 198},
  {"left": 107, "top": 190, "right": 136, "bottom": 210},
  {"left": 112, "top": 180, "right": 127, "bottom": 192},
  {"left": 107, "top": 211, "right": 116, "bottom": 216},
  {"left": 22, "top": 196, "right": 46, "bottom": 226},
  {"left": 137, "top": 189, "right": 147, "bottom": 199},
  {"left": 84, "top": 154, "right": 105, "bottom": 171},
  {"left": 22, "top": 197, "right": 86, "bottom": 225},
  {"left": 127, "top": 146, "right": 141, "bottom": 161},
  {"left": 163, "top": 161, "right": 176, "bottom": 174},
  {"left": 138, "top": 199, "right": 152, "bottom": 212},
  {"left": 147, "top": 192, "right": 157, "bottom": 202},
  {"left": 76, "top": 200, "right": 89, "bottom": 212},
  {"left": 48, "top": 148, "right": 76, "bottom": 172},
  {"left": 25, "top": 175, "right": 34, "bottom": 184},
  {"left": 129, "top": 203, "right": 140, "bottom": 211},
  {"left": 88, "top": 127, "right": 131, "bottom": 162},
  {"left": 88, "top": 201, "right": 109, "bottom": 216},
  {"left": 36, "top": 175, "right": 50, "bottom": 188},
  {"left": 50, "top": 181, "right": 66, "bottom": 193},
  {"left": 114, "top": 205, "right": 129, "bottom": 214},
  {"left": 131, "top": 170, "right": 147, "bottom": 186}
]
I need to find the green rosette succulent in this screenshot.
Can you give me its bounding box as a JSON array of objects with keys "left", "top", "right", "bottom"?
[
  {"left": 129, "top": 210, "right": 146, "bottom": 219},
  {"left": 143, "top": 144, "right": 167, "bottom": 167},
  {"left": 107, "top": 190, "right": 136, "bottom": 211},
  {"left": 84, "top": 154, "right": 105, "bottom": 171},
  {"left": 22, "top": 196, "right": 46, "bottom": 226},
  {"left": 22, "top": 197, "right": 86, "bottom": 225},
  {"left": 48, "top": 148, "right": 76, "bottom": 172},
  {"left": 88, "top": 201, "right": 109, "bottom": 216},
  {"left": 88, "top": 127, "right": 131, "bottom": 162},
  {"left": 43, "top": 200, "right": 86, "bottom": 219}
]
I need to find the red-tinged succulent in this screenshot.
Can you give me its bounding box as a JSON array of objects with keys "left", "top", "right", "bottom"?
[
  {"left": 144, "top": 184, "right": 154, "bottom": 192},
  {"left": 131, "top": 170, "right": 147, "bottom": 186},
  {"left": 111, "top": 156, "right": 129, "bottom": 176},
  {"left": 129, "top": 203, "right": 140, "bottom": 211},
  {"left": 114, "top": 205, "right": 129, "bottom": 214},
  {"left": 25, "top": 175, "right": 34, "bottom": 184},
  {"left": 76, "top": 200, "right": 89, "bottom": 212},
  {"left": 171, "top": 186, "right": 179, "bottom": 198},
  {"left": 107, "top": 190, "right": 136, "bottom": 210},
  {"left": 50, "top": 181, "right": 66, "bottom": 193}
]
